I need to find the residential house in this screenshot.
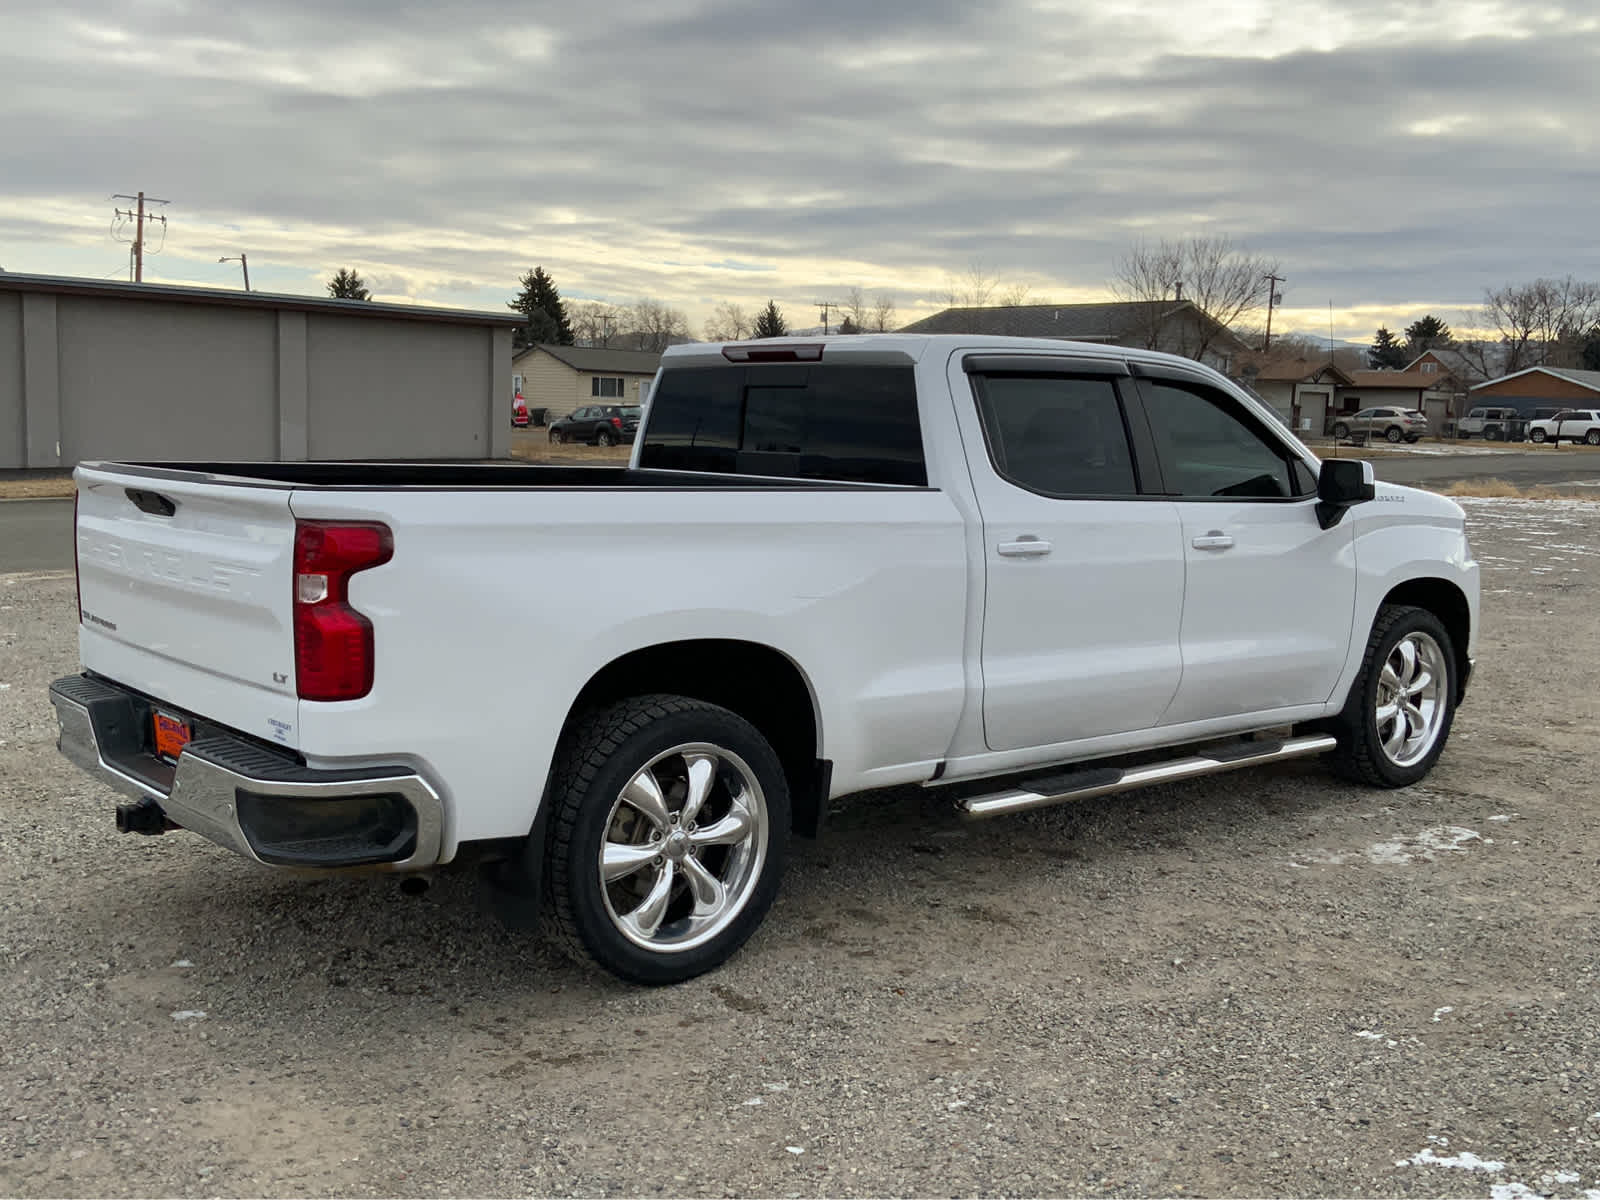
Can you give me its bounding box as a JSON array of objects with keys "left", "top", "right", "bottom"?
[
  {"left": 1403, "top": 347, "right": 1489, "bottom": 387},
  {"left": 1469, "top": 365, "right": 1600, "bottom": 416},
  {"left": 511, "top": 344, "right": 662, "bottom": 424},
  {"left": 1334, "top": 371, "right": 1461, "bottom": 436},
  {"left": 898, "top": 301, "right": 1251, "bottom": 375},
  {"left": 1233, "top": 355, "right": 1354, "bottom": 436}
]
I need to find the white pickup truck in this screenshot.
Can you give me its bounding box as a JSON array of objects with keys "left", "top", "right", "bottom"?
[{"left": 50, "top": 335, "right": 1479, "bottom": 984}]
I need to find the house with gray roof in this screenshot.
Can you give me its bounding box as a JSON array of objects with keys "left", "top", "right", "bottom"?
[
  {"left": 511, "top": 343, "right": 662, "bottom": 423},
  {"left": 898, "top": 301, "right": 1251, "bottom": 374}
]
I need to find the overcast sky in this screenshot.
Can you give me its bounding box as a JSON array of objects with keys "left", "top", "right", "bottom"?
[{"left": 2, "top": 0, "right": 1596, "bottom": 341}]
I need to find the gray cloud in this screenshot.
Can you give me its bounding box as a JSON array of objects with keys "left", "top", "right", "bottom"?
[{"left": 2, "top": 0, "right": 1597, "bottom": 334}]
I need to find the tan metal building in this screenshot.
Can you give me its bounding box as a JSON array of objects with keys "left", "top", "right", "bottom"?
[{"left": 1, "top": 272, "right": 521, "bottom": 469}]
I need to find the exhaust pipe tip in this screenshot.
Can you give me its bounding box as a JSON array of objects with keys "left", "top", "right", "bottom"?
[{"left": 398, "top": 875, "right": 431, "bottom": 897}]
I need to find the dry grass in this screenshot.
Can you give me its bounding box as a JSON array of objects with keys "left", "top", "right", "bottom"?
[
  {"left": 1435, "top": 478, "right": 1600, "bottom": 501},
  {"left": 0, "top": 474, "right": 75, "bottom": 500},
  {"left": 507, "top": 431, "right": 631, "bottom": 465}
]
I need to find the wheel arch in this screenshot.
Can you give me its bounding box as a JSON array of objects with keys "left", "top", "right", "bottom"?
[
  {"left": 1380, "top": 577, "right": 1472, "bottom": 702},
  {"left": 560, "top": 639, "right": 828, "bottom": 837}
]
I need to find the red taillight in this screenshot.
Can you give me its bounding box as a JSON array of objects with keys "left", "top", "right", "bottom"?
[
  {"left": 611, "top": 416, "right": 623, "bottom": 428},
  {"left": 293, "top": 521, "right": 392, "bottom": 702}
]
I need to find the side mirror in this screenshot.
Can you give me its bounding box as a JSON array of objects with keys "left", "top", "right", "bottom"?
[{"left": 1316, "top": 459, "right": 1376, "bottom": 529}]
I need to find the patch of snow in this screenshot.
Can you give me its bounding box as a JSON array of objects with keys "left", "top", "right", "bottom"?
[
  {"left": 1355, "top": 1030, "right": 1385, "bottom": 1040},
  {"left": 1488, "top": 814, "right": 1515, "bottom": 822},
  {"left": 785, "top": 1145, "right": 805, "bottom": 1155},
  {"left": 1431, "top": 1006, "right": 1454, "bottom": 1022},
  {"left": 171, "top": 959, "right": 194, "bottom": 968},
  {"left": 170, "top": 1010, "right": 206, "bottom": 1022},
  {"left": 1397, "top": 1147, "right": 1505, "bottom": 1172},
  {"left": 764, "top": 1081, "right": 790, "bottom": 1091},
  {"left": 1545, "top": 1171, "right": 1581, "bottom": 1185},
  {"left": 742, "top": 1098, "right": 763, "bottom": 1107}
]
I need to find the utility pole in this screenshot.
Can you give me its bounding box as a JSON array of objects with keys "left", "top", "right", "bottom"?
[
  {"left": 112, "top": 192, "right": 169, "bottom": 282},
  {"left": 1262, "top": 272, "right": 1285, "bottom": 351},
  {"left": 219, "top": 253, "right": 250, "bottom": 291},
  {"left": 815, "top": 300, "right": 837, "bottom": 335}
]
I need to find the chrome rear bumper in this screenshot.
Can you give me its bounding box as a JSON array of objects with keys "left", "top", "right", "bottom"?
[{"left": 49, "top": 674, "right": 443, "bottom": 870}]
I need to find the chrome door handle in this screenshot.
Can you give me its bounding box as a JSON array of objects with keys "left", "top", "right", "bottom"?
[
  {"left": 1192, "top": 532, "right": 1234, "bottom": 551},
  {"left": 997, "top": 537, "right": 1052, "bottom": 557}
]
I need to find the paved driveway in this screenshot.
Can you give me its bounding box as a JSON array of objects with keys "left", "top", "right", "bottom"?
[{"left": 0, "top": 499, "right": 73, "bottom": 573}]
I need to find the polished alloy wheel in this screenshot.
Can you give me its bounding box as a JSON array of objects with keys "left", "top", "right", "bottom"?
[
  {"left": 1374, "top": 632, "right": 1447, "bottom": 767},
  {"left": 599, "top": 742, "right": 768, "bottom": 954}
]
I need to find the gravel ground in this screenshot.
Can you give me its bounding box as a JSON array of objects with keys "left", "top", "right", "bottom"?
[{"left": 2, "top": 502, "right": 1599, "bottom": 1198}]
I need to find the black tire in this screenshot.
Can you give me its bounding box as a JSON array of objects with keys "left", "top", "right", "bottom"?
[
  {"left": 1531, "top": 428, "right": 1548, "bottom": 443},
  {"left": 1586, "top": 430, "right": 1600, "bottom": 446},
  {"left": 545, "top": 695, "right": 791, "bottom": 985},
  {"left": 1328, "top": 605, "right": 1457, "bottom": 788},
  {"left": 1385, "top": 426, "right": 1403, "bottom": 443},
  {"left": 1332, "top": 422, "right": 1350, "bottom": 440},
  {"left": 1485, "top": 427, "right": 1502, "bottom": 441},
  {"left": 596, "top": 430, "right": 616, "bottom": 447},
  {"left": 550, "top": 429, "right": 566, "bottom": 444}
]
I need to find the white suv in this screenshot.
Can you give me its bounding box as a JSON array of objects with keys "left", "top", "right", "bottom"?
[{"left": 1527, "top": 409, "right": 1600, "bottom": 445}]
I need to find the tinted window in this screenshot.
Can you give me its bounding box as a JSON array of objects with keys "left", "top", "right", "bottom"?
[
  {"left": 971, "top": 375, "right": 1138, "bottom": 497},
  {"left": 1141, "top": 380, "right": 1305, "bottom": 499},
  {"left": 639, "top": 365, "right": 926, "bottom": 485}
]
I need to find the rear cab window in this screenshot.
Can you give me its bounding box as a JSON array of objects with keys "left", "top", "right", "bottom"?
[{"left": 638, "top": 364, "right": 927, "bottom": 485}]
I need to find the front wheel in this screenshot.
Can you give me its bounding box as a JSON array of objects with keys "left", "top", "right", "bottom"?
[
  {"left": 545, "top": 695, "right": 791, "bottom": 984},
  {"left": 550, "top": 429, "right": 566, "bottom": 444},
  {"left": 1531, "top": 428, "right": 1548, "bottom": 443},
  {"left": 1332, "top": 422, "right": 1350, "bottom": 440},
  {"left": 1328, "top": 605, "right": 1456, "bottom": 788},
  {"left": 1586, "top": 430, "right": 1600, "bottom": 446}
]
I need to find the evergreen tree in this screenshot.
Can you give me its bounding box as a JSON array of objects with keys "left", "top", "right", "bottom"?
[
  {"left": 1402, "top": 315, "right": 1453, "bottom": 356},
  {"left": 327, "top": 268, "right": 371, "bottom": 300},
  {"left": 753, "top": 300, "right": 788, "bottom": 339},
  {"left": 1581, "top": 325, "right": 1600, "bottom": 371},
  {"left": 1367, "top": 326, "right": 1408, "bottom": 369},
  {"left": 508, "top": 267, "right": 575, "bottom": 350}
]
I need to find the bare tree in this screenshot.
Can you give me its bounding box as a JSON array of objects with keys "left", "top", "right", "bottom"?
[
  {"left": 702, "top": 301, "right": 751, "bottom": 342},
  {"left": 1111, "top": 236, "right": 1277, "bottom": 363},
  {"left": 997, "top": 282, "right": 1033, "bottom": 308},
  {"left": 841, "top": 286, "right": 870, "bottom": 332},
  {"left": 944, "top": 262, "right": 999, "bottom": 309},
  {"left": 619, "top": 299, "right": 691, "bottom": 352},
  {"left": 870, "top": 293, "right": 897, "bottom": 332},
  {"left": 1476, "top": 276, "right": 1600, "bottom": 372},
  {"left": 569, "top": 301, "right": 620, "bottom": 347}
]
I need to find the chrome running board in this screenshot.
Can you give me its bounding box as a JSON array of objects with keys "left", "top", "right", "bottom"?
[{"left": 957, "top": 734, "right": 1339, "bottom": 819}]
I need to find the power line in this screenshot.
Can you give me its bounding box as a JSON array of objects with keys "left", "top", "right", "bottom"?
[
  {"left": 1262, "top": 272, "right": 1286, "bottom": 351},
  {"left": 815, "top": 299, "right": 838, "bottom": 335},
  {"left": 111, "top": 191, "right": 169, "bottom": 282}
]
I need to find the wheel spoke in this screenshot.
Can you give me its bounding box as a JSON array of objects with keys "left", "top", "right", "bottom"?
[
  {"left": 620, "top": 861, "right": 676, "bottom": 939},
  {"left": 1402, "top": 669, "right": 1433, "bottom": 698},
  {"left": 681, "top": 853, "right": 726, "bottom": 914},
  {"left": 680, "top": 753, "right": 718, "bottom": 827},
  {"left": 1382, "top": 711, "right": 1408, "bottom": 757},
  {"left": 1401, "top": 700, "right": 1428, "bottom": 740},
  {"left": 1376, "top": 701, "right": 1400, "bottom": 726},
  {"left": 1394, "top": 639, "right": 1418, "bottom": 687},
  {"left": 1379, "top": 663, "right": 1402, "bottom": 694},
  {"left": 621, "top": 767, "right": 672, "bottom": 832},
  {"left": 602, "top": 841, "right": 660, "bottom": 883},
  {"left": 691, "top": 794, "right": 754, "bottom": 848}
]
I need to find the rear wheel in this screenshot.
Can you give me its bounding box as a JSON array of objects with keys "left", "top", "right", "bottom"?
[
  {"left": 1328, "top": 605, "right": 1456, "bottom": 788},
  {"left": 1485, "top": 427, "right": 1502, "bottom": 441},
  {"left": 1587, "top": 430, "right": 1600, "bottom": 446},
  {"left": 1332, "top": 422, "right": 1350, "bottom": 439},
  {"left": 545, "top": 695, "right": 790, "bottom": 984},
  {"left": 1385, "top": 426, "right": 1403, "bottom": 443},
  {"left": 550, "top": 429, "right": 566, "bottom": 444},
  {"left": 596, "top": 430, "right": 616, "bottom": 447}
]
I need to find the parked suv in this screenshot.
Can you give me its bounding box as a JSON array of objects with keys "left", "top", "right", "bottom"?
[
  {"left": 1456, "top": 406, "right": 1521, "bottom": 441},
  {"left": 547, "top": 404, "right": 642, "bottom": 446},
  {"left": 1331, "top": 407, "right": 1428, "bottom": 443},
  {"left": 1527, "top": 409, "right": 1600, "bottom": 445}
]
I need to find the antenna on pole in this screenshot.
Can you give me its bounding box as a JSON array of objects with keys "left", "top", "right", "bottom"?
[{"left": 1262, "top": 272, "right": 1285, "bottom": 351}]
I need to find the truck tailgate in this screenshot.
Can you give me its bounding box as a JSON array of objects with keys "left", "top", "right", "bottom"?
[{"left": 74, "top": 465, "right": 301, "bottom": 749}]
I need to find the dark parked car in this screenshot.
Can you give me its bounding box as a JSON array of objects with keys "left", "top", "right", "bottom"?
[{"left": 547, "top": 404, "right": 642, "bottom": 446}]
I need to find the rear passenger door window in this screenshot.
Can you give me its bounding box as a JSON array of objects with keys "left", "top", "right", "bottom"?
[
  {"left": 970, "top": 374, "right": 1141, "bottom": 497},
  {"left": 1138, "top": 378, "right": 1309, "bottom": 499}
]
